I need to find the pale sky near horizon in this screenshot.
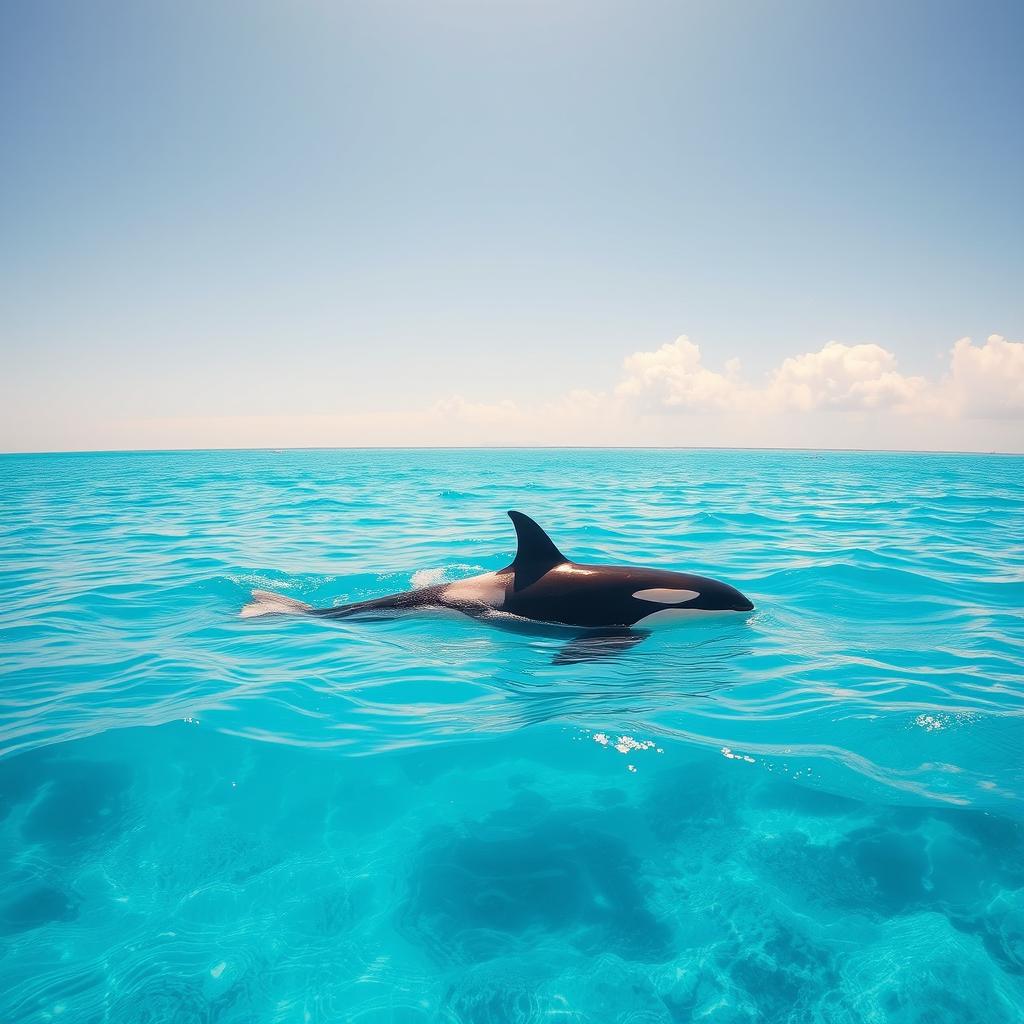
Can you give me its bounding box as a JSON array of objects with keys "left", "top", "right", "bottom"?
[{"left": 2, "top": 0, "right": 1023, "bottom": 453}]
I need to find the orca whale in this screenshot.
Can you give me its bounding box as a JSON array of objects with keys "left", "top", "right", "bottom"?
[{"left": 242, "top": 510, "right": 754, "bottom": 662}]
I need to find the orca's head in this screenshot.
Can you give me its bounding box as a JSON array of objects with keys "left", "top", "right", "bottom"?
[
  {"left": 671, "top": 581, "right": 753, "bottom": 610},
  {"left": 634, "top": 577, "right": 754, "bottom": 614},
  {"left": 692, "top": 579, "right": 755, "bottom": 613}
]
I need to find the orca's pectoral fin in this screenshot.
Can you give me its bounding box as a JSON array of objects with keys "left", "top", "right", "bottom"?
[{"left": 552, "top": 628, "right": 649, "bottom": 666}]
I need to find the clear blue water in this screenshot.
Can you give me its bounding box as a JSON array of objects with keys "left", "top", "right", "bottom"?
[{"left": 1, "top": 449, "right": 1023, "bottom": 1023}]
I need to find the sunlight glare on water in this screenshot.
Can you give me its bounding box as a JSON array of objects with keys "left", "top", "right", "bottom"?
[{"left": 1, "top": 449, "right": 1022, "bottom": 1022}]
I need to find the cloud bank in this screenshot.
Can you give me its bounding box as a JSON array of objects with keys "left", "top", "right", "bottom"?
[
  {"left": 613, "top": 334, "right": 1022, "bottom": 418},
  {"left": 5, "top": 334, "right": 1023, "bottom": 453},
  {"left": 404, "top": 333, "right": 1024, "bottom": 451}
]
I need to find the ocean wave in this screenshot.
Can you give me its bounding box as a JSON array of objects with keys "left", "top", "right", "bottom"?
[{"left": 1, "top": 449, "right": 1022, "bottom": 814}]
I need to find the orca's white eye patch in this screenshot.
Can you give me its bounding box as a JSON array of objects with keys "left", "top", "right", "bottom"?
[{"left": 633, "top": 588, "right": 700, "bottom": 605}]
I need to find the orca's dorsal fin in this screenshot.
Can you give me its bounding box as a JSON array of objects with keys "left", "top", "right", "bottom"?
[{"left": 506, "top": 510, "right": 568, "bottom": 590}]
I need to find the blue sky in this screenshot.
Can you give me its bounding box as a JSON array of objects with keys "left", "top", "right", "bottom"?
[{"left": 2, "top": 0, "right": 1022, "bottom": 451}]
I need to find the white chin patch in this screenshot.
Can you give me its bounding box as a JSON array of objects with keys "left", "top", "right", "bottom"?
[{"left": 633, "top": 588, "right": 700, "bottom": 605}]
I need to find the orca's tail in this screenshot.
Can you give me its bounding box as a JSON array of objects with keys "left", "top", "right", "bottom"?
[{"left": 240, "top": 589, "right": 313, "bottom": 619}]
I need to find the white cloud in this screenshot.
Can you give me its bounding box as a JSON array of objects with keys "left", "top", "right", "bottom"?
[
  {"left": 615, "top": 336, "right": 745, "bottom": 411},
  {"left": 765, "top": 341, "right": 927, "bottom": 412},
  {"left": 944, "top": 334, "right": 1024, "bottom": 418}
]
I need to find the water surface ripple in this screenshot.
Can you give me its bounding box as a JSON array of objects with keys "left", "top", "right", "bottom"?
[{"left": 1, "top": 449, "right": 1022, "bottom": 1022}]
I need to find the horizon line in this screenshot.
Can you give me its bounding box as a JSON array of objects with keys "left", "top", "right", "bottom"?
[{"left": 1, "top": 444, "right": 1019, "bottom": 458}]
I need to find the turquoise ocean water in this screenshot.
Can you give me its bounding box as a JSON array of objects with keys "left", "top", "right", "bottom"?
[{"left": 1, "top": 449, "right": 1022, "bottom": 1023}]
